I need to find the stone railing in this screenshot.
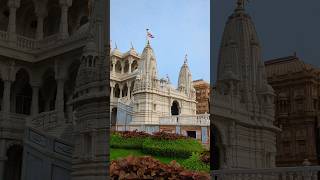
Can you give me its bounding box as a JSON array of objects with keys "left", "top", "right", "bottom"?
[
  {"left": 38, "top": 34, "right": 60, "bottom": 48},
  {"left": 159, "top": 114, "right": 210, "bottom": 126},
  {"left": 211, "top": 166, "right": 320, "bottom": 180},
  {"left": 29, "top": 110, "right": 58, "bottom": 130},
  {"left": 16, "top": 35, "right": 37, "bottom": 49},
  {"left": 0, "top": 30, "right": 8, "bottom": 41},
  {"left": 0, "top": 25, "right": 88, "bottom": 51}
]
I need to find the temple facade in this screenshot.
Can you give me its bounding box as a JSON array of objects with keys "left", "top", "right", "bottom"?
[
  {"left": 110, "top": 41, "right": 210, "bottom": 144},
  {"left": 265, "top": 55, "right": 320, "bottom": 166}
]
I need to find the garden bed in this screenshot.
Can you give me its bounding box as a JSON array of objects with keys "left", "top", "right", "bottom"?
[{"left": 110, "top": 131, "right": 210, "bottom": 173}]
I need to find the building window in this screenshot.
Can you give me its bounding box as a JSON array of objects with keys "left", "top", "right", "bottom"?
[
  {"left": 153, "top": 104, "right": 156, "bottom": 111},
  {"left": 297, "top": 140, "right": 306, "bottom": 156}
]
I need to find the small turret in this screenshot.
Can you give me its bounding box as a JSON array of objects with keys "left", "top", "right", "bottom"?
[{"left": 178, "top": 54, "right": 193, "bottom": 96}]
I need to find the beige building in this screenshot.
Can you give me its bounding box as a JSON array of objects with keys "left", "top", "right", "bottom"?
[
  {"left": 193, "top": 79, "right": 210, "bottom": 114},
  {"left": 265, "top": 55, "right": 320, "bottom": 166}
]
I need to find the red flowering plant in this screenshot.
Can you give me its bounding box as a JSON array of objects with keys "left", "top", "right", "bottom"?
[{"left": 110, "top": 156, "right": 210, "bottom": 180}]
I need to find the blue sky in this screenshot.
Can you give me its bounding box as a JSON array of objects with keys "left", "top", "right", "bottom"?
[{"left": 111, "top": 0, "right": 210, "bottom": 86}]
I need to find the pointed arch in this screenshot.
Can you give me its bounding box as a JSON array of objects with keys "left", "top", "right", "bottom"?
[{"left": 11, "top": 68, "right": 32, "bottom": 114}]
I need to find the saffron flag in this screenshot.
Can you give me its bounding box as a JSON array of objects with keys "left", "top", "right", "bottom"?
[
  {"left": 146, "top": 29, "right": 155, "bottom": 38},
  {"left": 147, "top": 32, "right": 155, "bottom": 38}
]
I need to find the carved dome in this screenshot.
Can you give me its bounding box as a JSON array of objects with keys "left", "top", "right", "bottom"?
[
  {"left": 216, "top": 1, "right": 274, "bottom": 107},
  {"left": 138, "top": 41, "right": 158, "bottom": 80},
  {"left": 178, "top": 55, "right": 193, "bottom": 95}
]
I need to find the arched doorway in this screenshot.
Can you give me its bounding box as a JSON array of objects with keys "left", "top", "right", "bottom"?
[
  {"left": 171, "top": 100, "right": 180, "bottom": 115},
  {"left": 4, "top": 145, "right": 23, "bottom": 180},
  {"left": 211, "top": 124, "right": 225, "bottom": 170},
  {"left": 114, "top": 84, "right": 120, "bottom": 98},
  {"left": 131, "top": 60, "right": 138, "bottom": 72},
  {"left": 111, "top": 108, "right": 117, "bottom": 130},
  {"left": 11, "top": 69, "right": 32, "bottom": 115}
]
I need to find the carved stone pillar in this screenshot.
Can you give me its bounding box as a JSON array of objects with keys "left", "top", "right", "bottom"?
[
  {"left": 127, "top": 82, "right": 131, "bottom": 99},
  {"left": 121, "top": 62, "right": 124, "bottom": 74},
  {"left": 2, "top": 80, "right": 12, "bottom": 118},
  {"left": 55, "top": 78, "right": 65, "bottom": 121},
  {"left": 119, "top": 84, "right": 123, "bottom": 98},
  {"left": 31, "top": 83, "right": 40, "bottom": 116},
  {"left": 59, "top": 0, "right": 72, "bottom": 39},
  {"left": 7, "top": 0, "right": 20, "bottom": 45},
  {"left": 110, "top": 82, "right": 115, "bottom": 99},
  {"left": 34, "top": 0, "right": 48, "bottom": 40},
  {"left": 112, "top": 59, "right": 116, "bottom": 73},
  {"left": 128, "top": 59, "right": 133, "bottom": 73}
]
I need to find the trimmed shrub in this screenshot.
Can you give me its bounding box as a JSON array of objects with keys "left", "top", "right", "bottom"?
[
  {"left": 116, "top": 130, "right": 151, "bottom": 138},
  {"left": 142, "top": 138, "right": 204, "bottom": 158},
  {"left": 110, "top": 156, "right": 210, "bottom": 180},
  {"left": 152, "top": 131, "right": 187, "bottom": 140},
  {"left": 182, "top": 153, "right": 210, "bottom": 172},
  {"left": 110, "top": 133, "right": 145, "bottom": 149}
]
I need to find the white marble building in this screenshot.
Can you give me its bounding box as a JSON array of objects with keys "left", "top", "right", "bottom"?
[
  {"left": 110, "top": 40, "right": 210, "bottom": 143},
  {"left": 212, "top": 1, "right": 320, "bottom": 180},
  {"left": 211, "top": 0, "right": 279, "bottom": 170}
]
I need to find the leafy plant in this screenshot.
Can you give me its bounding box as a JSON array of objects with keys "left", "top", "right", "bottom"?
[
  {"left": 200, "top": 150, "right": 210, "bottom": 164},
  {"left": 115, "top": 130, "right": 151, "bottom": 138},
  {"left": 181, "top": 153, "right": 210, "bottom": 172},
  {"left": 110, "top": 156, "right": 210, "bottom": 180}
]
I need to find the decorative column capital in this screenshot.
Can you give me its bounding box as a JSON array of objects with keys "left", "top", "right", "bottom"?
[
  {"left": 128, "top": 57, "right": 133, "bottom": 64},
  {"left": 34, "top": 0, "right": 48, "bottom": 18},
  {"left": 59, "top": 0, "right": 72, "bottom": 7},
  {"left": 112, "top": 58, "right": 116, "bottom": 64},
  {"left": 126, "top": 81, "right": 131, "bottom": 87},
  {"left": 7, "top": 0, "right": 20, "bottom": 8},
  {"left": 30, "top": 81, "right": 41, "bottom": 88},
  {"left": 110, "top": 81, "right": 115, "bottom": 88}
]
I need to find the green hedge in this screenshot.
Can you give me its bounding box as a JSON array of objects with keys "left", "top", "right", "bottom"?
[
  {"left": 181, "top": 152, "right": 210, "bottom": 172},
  {"left": 141, "top": 138, "right": 204, "bottom": 158},
  {"left": 110, "top": 134, "right": 145, "bottom": 149}
]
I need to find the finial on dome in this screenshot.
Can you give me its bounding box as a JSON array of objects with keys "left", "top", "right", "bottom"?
[
  {"left": 184, "top": 54, "right": 188, "bottom": 64},
  {"left": 166, "top": 74, "right": 171, "bottom": 83},
  {"left": 130, "top": 41, "right": 134, "bottom": 49},
  {"left": 115, "top": 42, "right": 118, "bottom": 49},
  {"left": 236, "top": 0, "right": 248, "bottom": 10}
]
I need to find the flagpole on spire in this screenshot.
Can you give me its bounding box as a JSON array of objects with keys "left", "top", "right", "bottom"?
[
  {"left": 184, "top": 53, "right": 188, "bottom": 64},
  {"left": 146, "top": 28, "right": 155, "bottom": 45},
  {"left": 115, "top": 42, "right": 118, "bottom": 49},
  {"left": 146, "top": 28, "right": 150, "bottom": 44}
]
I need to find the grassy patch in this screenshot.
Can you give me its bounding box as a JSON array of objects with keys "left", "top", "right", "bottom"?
[
  {"left": 110, "top": 133, "right": 145, "bottom": 149},
  {"left": 110, "top": 148, "right": 186, "bottom": 165},
  {"left": 142, "top": 138, "right": 205, "bottom": 158}
]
